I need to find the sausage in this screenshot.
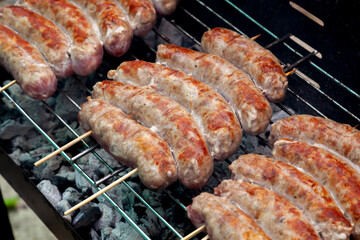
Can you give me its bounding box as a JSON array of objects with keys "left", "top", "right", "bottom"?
[
  {"left": 187, "top": 192, "right": 271, "bottom": 240},
  {"left": 71, "top": 0, "right": 133, "bottom": 57},
  {"left": 156, "top": 44, "right": 272, "bottom": 135},
  {"left": 115, "top": 0, "right": 156, "bottom": 36},
  {"left": 151, "top": 0, "right": 179, "bottom": 15},
  {"left": 230, "top": 154, "right": 352, "bottom": 240},
  {"left": 0, "top": 24, "right": 57, "bottom": 100},
  {"left": 272, "top": 139, "right": 360, "bottom": 239},
  {"left": 21, "top": 0, "right": 103, "bottom": 76},
  {"left": 78, "top": 98, "right": 177, "bottom": 190},
  {"left": 92, "top": 80, "right": 213, "bottom": 189},
  {"left": 201, "top": 27, "right": 288, "bottom": 102},
  {"left": 108, "top": 60, "right": 242, "bottom": 161},
  {"left": 269, "top": 115, "right": 360, "bottom": 169},
  {"left": 0, "top": 6, "right": 73, "bottom": 78},
  {"left": 215, "top": 179, "right": 321, "bottom": 240}
]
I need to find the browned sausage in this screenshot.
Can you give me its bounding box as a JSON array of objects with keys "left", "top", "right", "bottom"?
[
  {"left": 71, "top": 0, "right": 133, "bottom": 57},
  {"left": 21, "top": 0, "right": 103, "bottom": 76},
  {"left": 156, "top": 44, "right": 272, "bottom": 135},
  {"left": 201, "top": 27, "right": 288, "bottom": 102},
  {"left": 0, "top": 6, "right": 73, "bottom": 78},
  {"left": 0, "top": 24, "right": 57, "bottom": 100},
  {"left": 78, "top": 98, "right": 177, "bottom": 190},
  {"left": 230, "top": 154, "right": 352, "bottom": 240},
  {"left": 269, "top": 115, "right": 360, "bottom": 168},
  {"left": 215, "top": 180, "right": 321, "bottom": 240},
  {"left": 187, "top": 192, "right": 271, "bottom": 240},
  {"left": 151, "top": 0, "right": 179, "bottom": 15},
  {"left": 272, "top": 139, "right": 360, "bottom": 239},
  {"left": 108, "top": 60, "right": 242, "bottom": 161},
  {"left": 92, "top": 80, "right": 213, "bottom": 189}
]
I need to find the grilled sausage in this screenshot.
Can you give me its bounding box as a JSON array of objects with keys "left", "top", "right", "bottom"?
[
  {"left": 21, "top": 0, "right": 103, "bottom": 76},
  {"left": 201, "top": 27, "right": 288, "bottom": 102},
  {"left": 0, "top": 24, "right": 57, "bottom": 100},
  {"left": 92, "top": 81, "right": 213, "bottom": 189},
  {"left": 78, "top": 98, "right": 177, "bottom": 190},
  {"left": 71, "top": 0, "right": 133, "bottom": 57},
  {"left": 108, "top": 60, "right": 242, "bottom": 161},
  {"left": 187, "top": 192, "right": 271, "bottom": 240},
  {"left": 115, "top": 0, "right": 156, "bottom": 36},
  {"left": 215, "top": 179, "right": 321, "bottom": 240},
  {"left": 0, "top": 6, "right": 73, "bottom": 78},
  {"left": 269, "top": 114, "right": 360, "bottom": 169},
  {"left": 156, "top": 44, "right": 272, "bottom": 135},
  {"left": 230, "top": 154, "right": 352, "bottom": 240},
  {"left": 272, "top": 139, "right": 360, "bottom": 239},
  {"left": 151, "top": 0, "right": 179, "bottom": 15}
]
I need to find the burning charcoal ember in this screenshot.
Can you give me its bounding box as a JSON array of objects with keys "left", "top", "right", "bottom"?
[
  {"left": 37, "top": 180, "right": 62, "bottom": 208},
  {"left": 62, "top": 187, "right": 82, "bottom": 206},
  {"left": 72, "top": 205, "right": 102, "bottom": 229},
  {"left": 33, "top": 155, "right": 62, "bottom": 180},
  {"left": 94, "top": 203, "right": 122, "bottom": 231},
  {"left": 56, "top": 199, "right": 73, "bottom": 222}
]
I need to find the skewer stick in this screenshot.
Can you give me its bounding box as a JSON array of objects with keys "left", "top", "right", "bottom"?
[
  {"left": 181, "top": 225, "right": 206, "bottom": 240},
  {"left": 201, "top": 235, "right": 209, "bottom": 240},
  {"left": 0, "top": 80, "right": 16, "bottom": 93},
  {"left": 250, "top": 34, "right": 261, "bottom": 41},
  {"left": 34, "top": 130, "right": 93, "bottom": 166},
  {"left": 286, "top": 68, "right": 297, "bottom": 76},
  {"left": 64, "top": 168, "right": 138, "bottom": 215}
]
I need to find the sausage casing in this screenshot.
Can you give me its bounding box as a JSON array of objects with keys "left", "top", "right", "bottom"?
[
  {"left": 230, "top": 154, "right": 352, "bottom": 240},
  {"left": 269, "top": 114, "right": 360, "bottom": 168},
  {"left": 215, "top": 179, "right": 321, "bottom": 240},
  {"left": 108, "top": 60, "right": 242, "bottom": 161},
  {"left": 92, "top": 81, "right": 213, "bottom": 189},
  {"left": 0, "top": 6, "right": 73, "bottom": 78},
  {"left": 71, "top": 0, "right": 133, "bottom": 57},
  {"left": 78, "top": 98, "right": 177, "bottom": 190},
  {"left": 115, "top": 0, "right": 156, "bottom": 36},
  {"left": 0, "top": 24, "right": 57, "bottom": 100},
  {"left": 22, "top": 0, "right": 103, "bottom": 76},
  {"left": 151, "top": 0, "right": 179, "bottom": 15},
  {"left": 201, "top": 27, "right": 288, "bottom": 102},
  {"left": 187, "top": 192, "right": 271, "bottom": 240},
  {"left": 272, "top": 139, "right": 360, "bottom": 239},
  {"left": 156, "top": 44, "right": 272, "bottom": 135}
]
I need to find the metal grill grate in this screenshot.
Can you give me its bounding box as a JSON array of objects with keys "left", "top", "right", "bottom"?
[{"left": 1, "top": 1, "right": 359, "bottom": 239}]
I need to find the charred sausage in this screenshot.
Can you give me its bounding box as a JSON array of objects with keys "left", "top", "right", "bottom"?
[
  {"left": 151, "top": 0, "right": 179, "bottom": 15},
  {"left": 92, "top": 80, "right": 213, "bottom": 189},
  {"left": 71, "top": 0, "right": 133, "bottom": 57},
  {"left": 201, "top": 27, "right": 288, "bottom": 102},
  {"left": 230, "top": 154, "right": 352, "bottom": 240},
  {"left": 21, "top": 0, "right": 103, "bottom": 76},
  {"left": 215, "top": 180, "right": 321, "bottom": 240},
  {"left": 0, "top": 24, "right": 57, "bottom": 100},
  {"left": 272, "top": 139, "right": 360, "bottom": 239},
  {"left": 269, "top": 115, "right": 360, "bottom": 168},
  {"left": 115, "top": 0, "right": 156, "bottom": 36},
  {"left": 108, "top": 60, "right": 242, "bottom": 161},
  {"left": 78, "top": 98, "right": 177, "bottom": 190},
  {"left": 156, "top": 44, "right": 272, "bottom": 135},
  {"left": 187, "top": 192, "right": 270, "bottom": 240},
  {"left": 0, "top": 6, "right": 73, "bottom": 78}
]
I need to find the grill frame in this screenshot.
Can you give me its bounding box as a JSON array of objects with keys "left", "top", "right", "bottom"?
[{"left": 1, "top": 1, "right": 359, "bottom": 239}]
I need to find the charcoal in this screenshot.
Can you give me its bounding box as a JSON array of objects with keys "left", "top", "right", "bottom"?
[
  {"left": 100, "top": 227, "right": 113, "bottom": 240},
  {"left": 75, "top": 168, "right": 92, "bottom": 192},
  {"left": 72, "top": 206, "right": 101, "bottom": 229},
  {"left": 94, "top": 203, "right": 122, "bottom": 231},
  {"left": 0, "top": 119, "right": 32, "bottom": 140},
  {"left": 111, "top": 221, "right": 147, "bottom": 240},
  {"left": 8, "top": 148, "right": 21, "bottom": 166},
  {"left": 37, "top": 180, "right": 62, "bottom": 208},
  {"left": 90, "top": 228, "right": 101, "bottom": 240},
  {"left": 56, "top": 165, "right": 75, "bottom": 182},
  {"left": 33, "top": 155, "right": 62, "bottom": 180},
  {"left": 56, "top": 199, "right": 73, "bottom": 222},
  {"left": 49, "top": 175, "right": 74, "bottom": 192},
  {"left": 62, "top": 187, "right": 82, "bottom": 206}
]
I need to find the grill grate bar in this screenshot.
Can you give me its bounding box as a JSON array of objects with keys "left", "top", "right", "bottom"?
[
  {"left": 284, "top": 51, "right": 318, "bottom": 73},
  {"left": 71, "top": 143, "right": 99, "bottom": 162},
  {"left": 265, "top": 33, "right": 292, "bottom": 49}
]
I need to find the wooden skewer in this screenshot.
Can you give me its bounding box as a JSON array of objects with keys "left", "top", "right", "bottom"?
[
  {"left": 286, "top": 68, "right": 297, "bottom": 76},
  {"left": 64, "top": 168, "right": 138, "bottom": 215},
  {"left": 34, "top": 130, "right": 93, "bottom": 166},
  {"left": 0, "top": 80, "right": 16, "bottom": 93},
  {"left": 201, "top": 235, "right": 209, "bottom": 240},
  {"left": 250, "top": 34, "right": 261, "bottom": 41},
  {"left": 181, "top": 225, "right": 206, "bottom": 240}
]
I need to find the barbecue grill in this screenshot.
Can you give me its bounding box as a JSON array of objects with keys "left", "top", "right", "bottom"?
[{"left": 1, "top": 0, "right": 359, "bottom": 239}]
